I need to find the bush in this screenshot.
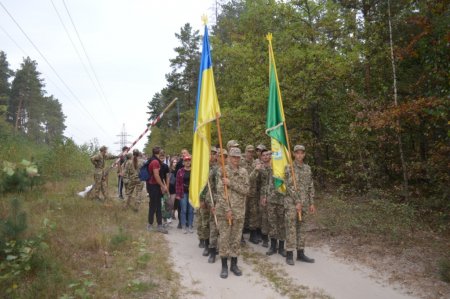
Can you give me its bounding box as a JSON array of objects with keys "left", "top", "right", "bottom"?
[
  {"left": 39, "top": 138, "right": 92, "bottom": 181},
  {"left": 0, "top": 160, "right": 41, "bottom": 194},
  {"left": 0, "top": 199, "right": 53, "bottom": 296}
]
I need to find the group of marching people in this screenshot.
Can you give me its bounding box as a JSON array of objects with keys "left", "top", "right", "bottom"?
[
  {"left": 89, "top": 140, "right": 316, "bottom": 279},
  {"left": 196, "top": 140, "right": 316, "bottom": 279}
]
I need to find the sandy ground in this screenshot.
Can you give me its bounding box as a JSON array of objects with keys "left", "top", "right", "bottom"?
[{"left": 165, "top": 223, "right": 419, "bottom": 299}]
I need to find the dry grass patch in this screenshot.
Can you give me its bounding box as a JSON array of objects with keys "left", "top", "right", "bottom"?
[{"left": 1, "top": 179, "right": 180, "bottom": 299}]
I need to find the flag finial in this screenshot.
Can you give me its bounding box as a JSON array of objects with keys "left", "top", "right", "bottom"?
[
  {"left": 202, "top": 14, "right": 208, "bottom": 26},
  {"left": 266, "top": 32, "right": 273, "bottom": 42}
]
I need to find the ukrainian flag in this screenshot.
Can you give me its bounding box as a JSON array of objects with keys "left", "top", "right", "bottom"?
[
  {"left": 265, "top": 33, "right": 290, "bottom": 193},
  {"left": 189, "top": 24, "right": 221, "bottom": 208}
]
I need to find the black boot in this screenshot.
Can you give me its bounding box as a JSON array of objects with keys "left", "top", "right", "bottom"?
[
  {"left": 278, "top": 240, "right": 287, "bottom": 257},
  {"left": 297, "top": 249, "right": 315, "bottom": 263},
  {"left": 286, "top": 251, "right": 294, "bottom": 265},
  {"left": 256, "top": 228, "right": 262, "bottom": 243},
  {"left": 249, "top": 230, "right": 258, "bottom": 244},
  {"left": 208, "top": 247, "right": 216, "bottom": 263},
  {"left": 198, "top": 239, "right": 205, "bottom": 248},
  {"left": 220, "top": 257, "right": 228, "bottom": 278},
  {"left": 230, "top": 257, "right": 242, "bottom": 276},
  {"left": 261, "top": 234, "right": 269, "bottom": 248},
  {"left": 266, "top": 238, "right": 277, "bottom": 255},
  {"left": 202, "top": 240, "right": 210, "bottom": 256}
]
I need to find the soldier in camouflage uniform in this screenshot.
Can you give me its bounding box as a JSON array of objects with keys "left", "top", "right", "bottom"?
[
  {"left": 197, "top": 146, "right": 218, "bottom": 256},
  {"left": 263, "top": 151, "right": 287, "bottom": 258},
  {"left": 226, "top": 140, "right": 247, "bottom": 246},
  {"left": 90, "top": 146, "right": 118, "bottom": 201},
  {"left": 216, "top": 147, "right": 249, "bottom": 278},
  {"left": 123, "top": 149, "right": 144, "bottom": 212},
  {"left": 250, "top": 148, "right": 271, "bottom": 247},
  {"left": 243, "top": 145, "right": 255, "bottom": 239},
  {"left": 208, "top": 148, "right": 227, "bottom": 263},
  {"left": 284, "top": 145, "right": 316, "bottom": 265},
  {"left": 254, "top": 144, "right": 266, "bottom": 165}
]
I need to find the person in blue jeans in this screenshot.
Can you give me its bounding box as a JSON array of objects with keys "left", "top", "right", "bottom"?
[{"left": 175, "top": 154, "right": 194, "bottom": 233}]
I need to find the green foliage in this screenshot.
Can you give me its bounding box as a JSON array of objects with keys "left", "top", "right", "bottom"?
[
  {"left": 0, "top": 199, "right": 54, "bottom": 296},
  {"left": 0, "top": 159, "right": 40, "bottom": 193},
  {"left": 146, "top": 0, "right": 449, "bottom": 220},
  {"left": 61, "top": 271, "right": 96, "bottom": 299},
  {"left": 39, "top": 138, "right": 92, "bottom": 180},
  {"left": 6, "top": 57, "right": 66, "bottom": 143},
  {"left": 109, "top": 226, "right": 131, "bottom": 251}
]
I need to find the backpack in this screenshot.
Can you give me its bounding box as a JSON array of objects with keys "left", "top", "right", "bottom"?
[
  {"left": 169, "top": 172, "right": 176, "bottom": 186},
  {"left": 139, "top": 158, "right": 154, "bottom": 182}
]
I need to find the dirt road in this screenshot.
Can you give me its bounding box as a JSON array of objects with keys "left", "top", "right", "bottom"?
[{"left": 165, "top": 224, "right": 418, "bottom": 299}]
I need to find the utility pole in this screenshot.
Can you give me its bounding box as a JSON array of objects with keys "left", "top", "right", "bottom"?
[{"left": 114, "top": 123, "right": 131, "bottom": 153}]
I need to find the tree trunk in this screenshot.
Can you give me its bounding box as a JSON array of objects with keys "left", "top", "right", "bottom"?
[{"left": 388, "top": 0, "right": 409, "bottom": 200}]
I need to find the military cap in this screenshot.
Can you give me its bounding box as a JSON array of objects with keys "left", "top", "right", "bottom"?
[
  {"left": 293, "top": 144, "right": 306, "bottom": 152},
  {"left": 211, "top": 146, "right": 218, "bottom": 153},
  {"left": 229, "top": 147, "right": 242, "bottom": 157},
  {"left": 245, "top": 145, "right": 255, "bottom": 152},
  {"left": 256, "top": 144, "right": 266, "bottom": 151},
  {"left": 226, "top": 140, "right": 239, "bottom": 148},
  {"left": 220, "top": 149, "right": 228, "bottom": 156},
  {"left": 100, "top": 145, "right": 107, "bottom": 152}
]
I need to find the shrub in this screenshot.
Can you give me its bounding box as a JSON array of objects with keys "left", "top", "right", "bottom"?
[{"left": 0, "top": 199, "right": 53, "bottom": 296}]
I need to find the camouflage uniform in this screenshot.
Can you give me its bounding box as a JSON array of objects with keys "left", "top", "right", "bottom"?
[
  {"left": 90, "top": 149, "right": 117, "bottom": 201},
  {"left": 264, "top": 168, "right": 286, "bottom": 241},
  {"left": 259, "top": 166, "right": 271, "bottom": 236},
  {"left": 248, "top": 162, "right": 263, "bottom": 230},
  {"left": 197, "top": 189, "right": 211, "bottom": 241},
  {"left": 242, "top": 158, "right": 254, "bottom": 231},
  {"left": 123, "top": 157, "right": 144, "bottom": 211},
  {"left": 284, "top": 161, "right": 315, "bottom": 251},
  {"left": 216, "top": 164, "right": 249, "bottom": 257},
  {"left": 208, "top": 164, "right": 220, "bottom": 250}
]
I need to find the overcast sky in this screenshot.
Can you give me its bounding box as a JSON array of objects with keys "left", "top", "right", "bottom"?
[{"left": 0, "top": 0, "right": 216, "bottom": 153}]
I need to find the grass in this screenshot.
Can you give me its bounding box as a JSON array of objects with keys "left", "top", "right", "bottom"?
[
  {"left": 311, "top": 191, "right": 450, "bottom": 287},
  {"left": 0, "top": 176, "right": 180, "bottom": 299},
  {"left": 313, "top": 194, "right": 418, "bottom": 244}
]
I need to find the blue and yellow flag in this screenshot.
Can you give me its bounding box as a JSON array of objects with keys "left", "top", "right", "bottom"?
[
  {"left": 189, "top": 24, "right": 221, "bottom": 208},
  {"left": 265, "top": 33, "right": 290, "bottom": 193}
]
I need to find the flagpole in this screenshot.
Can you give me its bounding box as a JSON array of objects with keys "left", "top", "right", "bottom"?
[
  {"left": 267, "top": 34, "right": 301, "bottom": 221},
  {"left": 207, "top": 180, "right": 218, "bottom": 226},
  {"left": 215, "top": 113, "right": 232, "bottom": 225}
]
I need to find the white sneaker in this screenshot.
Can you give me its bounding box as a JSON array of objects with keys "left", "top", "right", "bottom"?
[
  {"left": 188, "top": 227, "right": 194, "bottom": 234},
  {"left": 167, "top": 217, "right": 172, "bottom": 224},
  {"left": 146, "top": 224, "right": 153, "bottom": 231},
  {"left": 183, "top": 227, "right": 188, "bottom": 234}
]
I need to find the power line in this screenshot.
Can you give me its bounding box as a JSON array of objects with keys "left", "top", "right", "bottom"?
[
  {"left": 0, "top": 22, "right": 89, "bottom": 135},
  {"left": 0, "top": 0, "right": 111, "bottom": 137},
  {"left": 50, "top": 0, "right": 110, "bottom": 113},
  {"left": 61, "top": 0, "right": 117, "bottom": 121}
]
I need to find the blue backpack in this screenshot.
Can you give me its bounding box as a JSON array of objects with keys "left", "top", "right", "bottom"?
[{"left": 139, "top": 158, "right": 154, "bottom": 182}]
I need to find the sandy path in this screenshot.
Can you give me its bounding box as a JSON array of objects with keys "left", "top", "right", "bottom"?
[{"left": 165, "top": 225, "right": 419, "bottom": 299}]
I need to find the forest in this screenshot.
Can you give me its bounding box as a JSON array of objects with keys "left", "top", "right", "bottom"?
[{"left": 145, "top": 0, "right": 449, "bottom": 224}]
